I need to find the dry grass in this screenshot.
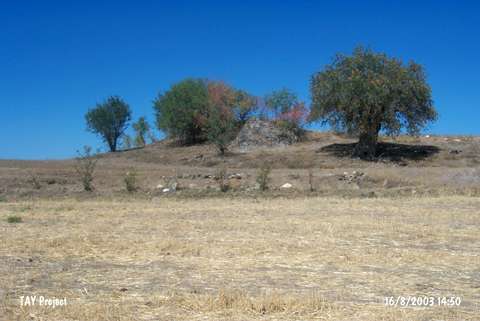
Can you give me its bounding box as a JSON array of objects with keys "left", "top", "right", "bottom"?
[{"left": 1, "top": 196, "right": 479, "bottom": 320}]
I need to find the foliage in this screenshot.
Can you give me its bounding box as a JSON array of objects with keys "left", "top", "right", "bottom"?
[
  {"left": 7, "top": 215, "right": 22, "bottom": 223},
  {"left": 124, "top": 169, "right": 138, "bottom": 193},
  {"left": 256, "top": 164, "right": 271, "bottom": 191},
  {"left": 153, "top": 79, "right": 210, "bottom": 144},
  {"left": 233, "top": 90, "right": 258, "bottom": 125},
  {"left": 206, "top": 81, "right": 238, "bottom": 155},
  {"left": 264, "top": 88, "right": 308, "bottom": 138},
  {"left": 132, "top": 117, "right": 155, "bottom": 147},
  {"left": 265, "top": 88, "right": 299, "bottom": 118},
  {"left": 85, "top": 96, "right": 132, "bottom": 152},
  {"left": 275, "top": 101, "right": 309, "bottom": 137},
  {"left": 310, "top": 46, "right": 437, "bottom": 159},
  {"left": 75, "top": 146, "right": 97, "bottom": 192}
]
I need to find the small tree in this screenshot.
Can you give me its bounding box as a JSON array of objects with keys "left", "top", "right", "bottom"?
[
  {"left": 264, "top": 88, "right": 298, "bottom": 118},
  {"left": 85, "top": 96, "right": 132, "bottom": 152},
  {"left": 205, "top": 81, "right": 238, "bottom": 155},
  {"left": 233, "top": 90, "right": 258, "bottom": 125},
  {"left": 153, "top": 79, "right": 210, "bottom": 144},
  {"left": 133, "top": 117, "right": 151, "bottom": 147},
  {"left": 310, "top": 46, "right": 437, "bottom": 159},
  {"left": 75, "top": 146, "right": 97, "bottom": 192}
]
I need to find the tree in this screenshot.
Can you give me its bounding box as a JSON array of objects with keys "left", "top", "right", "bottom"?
[
  {"left": 310, "top": 46, "right": 437, "bottom": 159},
  {"left": 132, "top": 117, "right": 151, "bottom": 147},
  {"left": 85, "top": 96, "right": 132, "bottom": 152},
  {"left": 153, "top": 79, "right": 210, "bottom": 144},
  {"left": 264, "top": 88, "right": 308, "bottom": 136},
  {"left": 233, "top": 90, "right": 258, "bottom": 125},
  {"left": 205, "top": 81, "right": 238, "bottom": 155},
  {"left": 264, "top": 88, "right": 298, "bottom": 118}
]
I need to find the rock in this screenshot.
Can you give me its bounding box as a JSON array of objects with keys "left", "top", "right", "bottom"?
[
  {"left": 450, "top": 149, "right": 462, "bottom": 154},
  {"left": 281, "top": 183, "right": 293, "bottom": 189},
  {"left": 156, "top": 184, "right": 164, "bottom": 189},
  {"left": 228, "top": 173, "right": 242, "bottom": 179},
  {"left": 231, "top": 119, "right": 300, "bottom": 152},
  {"left": 162, "top": 188, "right": 170, "bottom": 193}
]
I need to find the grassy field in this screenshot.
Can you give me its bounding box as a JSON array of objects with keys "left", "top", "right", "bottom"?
[{"left": 1, "top": 196, "right": 479, "bottom": 320}]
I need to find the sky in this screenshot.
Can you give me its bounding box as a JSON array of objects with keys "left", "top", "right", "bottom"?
[{"left": 1, "top": 0, "right": 479, "bottom": 159}]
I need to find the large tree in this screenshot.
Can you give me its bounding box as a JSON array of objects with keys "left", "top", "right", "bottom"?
[
  {"left": 85, "top": 96, "right": 132, "bottom": 152},
  {"left": 310, "top": 46, "right": 437, "bottom": 159},
  {"left": 153, "top": 78, "right": 210, "bottom": 144}
]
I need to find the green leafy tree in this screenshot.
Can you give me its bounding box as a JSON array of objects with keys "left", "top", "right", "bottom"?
[
  {"left": 85, "top": 96, "right": 132, "bottom": 152},
  {"left": 153, "top": 79, "right": 210, "bottom": 144},
  {"left": 264, "top": 88, "right": 298, "bottom": 118},
  {"left": 310, "top": 46, "right": 437, "bottom": 159},
  {"left": 133, "top": 117, "right": 151, "bottom": 147}
]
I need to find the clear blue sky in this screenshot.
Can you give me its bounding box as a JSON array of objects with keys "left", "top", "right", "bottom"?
[{"left": 1, "top": 0, "right": 479, "bottom": 159}]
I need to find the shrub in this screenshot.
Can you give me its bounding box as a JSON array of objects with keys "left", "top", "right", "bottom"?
[
  {"left": 215, "top": 167, "right": 230, "bottom": 192},
  {"left": 75, "top": 146, "right": 97, "bottom": 192},
  {"left": 308, "top": 168, "right": 315, "bottom": 192},
  {"left": 29, "top": 174, "right": 41, "bottom": 190},
  {"left": 310, "top": 46, "right": 437, "bottom": 159},
  {"left": 133, "top": 117, "right": 154, "bottom": 147},
  {"left": 7, "top": 215, "right": 22, "bottom": 223},
  {"left": 85, "top": 96, "right": 132, "bottom": 152},
  {"left": 256, "top": 165, "right": 271, "bottom": 191},
  {"left": 124, "top": 169, "right": 138, "bottom": 193}
]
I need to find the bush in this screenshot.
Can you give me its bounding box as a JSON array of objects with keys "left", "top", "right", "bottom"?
[
  {"left": 308, "top": 168, "right": 315, "bottom": 192},
  {"left": 29, "top": 174, "right": 41, "bottom": 190},
  {"left": 133, "top": 117, "right": 154, "bottom": 147},
  {"left": 124, "top": 169, "right": 138, "bottom": 193},
  {"left": 85, "top": 96, "right": 132, "bottom": 152},
  {"left": 7, "top": 215, "right": 22, "bottom": 223},
  {"left": 256, "top": 165, "right": 271, "bottom": 191},
  {"left": 215, "top": 167, "right": 230, "bottom": 192},
  {"left": 75, "top": 146, "right": 97, "bottom": 192}
]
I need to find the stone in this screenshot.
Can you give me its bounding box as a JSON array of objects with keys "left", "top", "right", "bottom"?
[
  {"left": 281, "top": 183, "right": 293, "bottom": 189},
  {"left": 156, "top": 184, "right": 164, "bottom": 189},
  {"left": 162, "top": 188, "right": 170, "bottom": 193},
  {"left": 231, "top": 119, "right": 300, "bottom": 152}
]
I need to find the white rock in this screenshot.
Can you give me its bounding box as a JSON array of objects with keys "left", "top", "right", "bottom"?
[
  {"left": 162, "top": 188, "right": 170, "bottom": 193},
  {"left": 281, "top": 183, "right": 293, "bottom": 189},
  {"left": 156, "top": 184, "right": 164, "bottom": 189}
]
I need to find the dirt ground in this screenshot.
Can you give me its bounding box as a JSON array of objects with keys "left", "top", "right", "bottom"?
[
  {"left": 1, "top": 132, "right": 479, "bottom": 320},
  {"left": 1, "top": 132, "right": 480, "bottom": 201},
  {"left": 1, "top": 196, "right": 479, "bottom": 320}
]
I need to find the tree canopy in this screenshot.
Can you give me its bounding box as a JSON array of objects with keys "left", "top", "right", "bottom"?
[
  {"left": 310, "top": 46, "right": 437, "bottom": 159},
  {"left": 85, "top": 96, "right": 132, "bottom": 152}
]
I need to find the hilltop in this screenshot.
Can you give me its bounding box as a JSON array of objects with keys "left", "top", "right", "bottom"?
[{"left": 1, "top": 131, "right": 479, "bottom": 200}]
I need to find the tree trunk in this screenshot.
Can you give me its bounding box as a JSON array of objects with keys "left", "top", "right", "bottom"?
[{"left": 353, "top": 126, "right": 380, "bottom": 160}]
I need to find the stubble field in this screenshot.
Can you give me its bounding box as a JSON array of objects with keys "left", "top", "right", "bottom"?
[{"left": 1, "top": 196, "right": 479, "bottom": 320}]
